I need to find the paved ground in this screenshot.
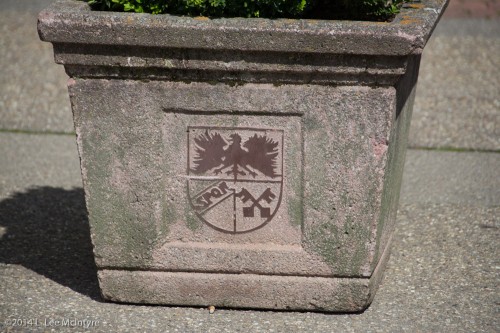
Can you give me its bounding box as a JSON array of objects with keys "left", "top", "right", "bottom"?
[
  {"left": 0, "top": 1, "right": 499, "bottom": 332},
  {"left": 443, "top": 0, "right": 500, "bottom": 18},
  {"left": 410, "top": 19, "right": 500, "bottom": 151}
]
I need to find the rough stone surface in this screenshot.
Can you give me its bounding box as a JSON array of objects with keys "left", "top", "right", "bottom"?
[
  {"left": 67, "top": 75, "right": 408, "bottom": 310},
  {"left": 38, "top": 0, "right": 448, "bottom": 56},
  {"left": 97, "top": 231, "right": 392, "bottom": 312},
  {"left": 34, "top": 0, "right": 447, "bottom": 311},
  {"left": 36, "top": 0, "right": 448, "bottom": 88},
  {"left": 70, "top": 79, "right": 396, "bottom": 280}
]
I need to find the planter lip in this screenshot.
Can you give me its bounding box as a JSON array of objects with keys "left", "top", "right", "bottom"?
[{"left": 39, "top": 0, "right": 448, "bottom": 56}]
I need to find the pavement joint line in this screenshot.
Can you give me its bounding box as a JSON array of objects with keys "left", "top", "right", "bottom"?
[
  {"left": 1, "top": 128, "right": 498, "bottom": 154},
  {"left": 0, "top": 128, "right": 75, "bottom": 136},
  {"left": 408, "top": 146, "right": 500, "bottom": 154}
]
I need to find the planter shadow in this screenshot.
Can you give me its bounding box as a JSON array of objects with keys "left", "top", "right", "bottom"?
[{"left": 0, "top": 187, "right": 101, "bottom": 301}]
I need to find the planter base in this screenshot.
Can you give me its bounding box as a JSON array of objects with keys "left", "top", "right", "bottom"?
[{"left": 99, "top": 237, "right": 392, "bottom": 312}]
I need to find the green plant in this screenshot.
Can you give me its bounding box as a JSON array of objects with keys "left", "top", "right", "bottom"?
[
  {"left": 309, "top": 0, "right": 404, "bottom": 21},
  {"left": 85, "top": 0, "right": 405, "bottom": 20}
]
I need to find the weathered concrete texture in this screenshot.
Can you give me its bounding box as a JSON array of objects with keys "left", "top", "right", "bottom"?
[
  {"left": 0, "top": 133, "right": 498, "bottom": 331},
  {"left": 70, "top": 79, "right": 396, "bottom": 281},
  {"left": 410, "top": 19, "right": 500, "bottom": 151},
  {"left": 37, "top": 1, "right": 448, "bottom": 87},
  {"left": 38, "top": 0, "right": 448, "bottom": 56},
  {"left": 98, "top": 233, "right": 392, "bottom": 312},
  {"left": 0, "top": 0, "right": 72, "bottom": 133},
  {"left": 54, "top": 44, "right": 410, "bottom": 86},
  {"left": 370, "top": 55, "right": 419, "bottom": 274},
  {"left": 67, "top": 77, "right": 408, "bottom": 309}
]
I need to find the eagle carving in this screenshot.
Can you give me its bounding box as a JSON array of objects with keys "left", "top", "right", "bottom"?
[{"left": 191, "top": 130, "right": 279, "bottom": 180}]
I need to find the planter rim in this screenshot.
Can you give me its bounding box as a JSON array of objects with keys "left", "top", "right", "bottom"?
[{"left": 39, "top": 0, "right": 448, "bottom": 56}]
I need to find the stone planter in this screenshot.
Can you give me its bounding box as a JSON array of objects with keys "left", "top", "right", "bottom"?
[{"left": 38, "top": 0, "right": 448, "bottom": 312}]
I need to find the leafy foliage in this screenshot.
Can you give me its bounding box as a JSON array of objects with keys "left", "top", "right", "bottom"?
[
  {"left": 308, "top": 0, "right": 405, "bottom": 21},
  {"left": 85, "top": 0, "right": 405, "bottom": 20}
]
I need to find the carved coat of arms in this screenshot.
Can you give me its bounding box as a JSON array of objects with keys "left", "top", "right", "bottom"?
[{"left": 187, "top": 127, "right": 283, "bottom": 234}]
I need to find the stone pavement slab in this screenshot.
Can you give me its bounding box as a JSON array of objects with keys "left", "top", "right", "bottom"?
[
  {"left": 0, "top": 0, "right": 72, "bottom": 134},
  {"left": 400, "top": 149, "right": 500, "bottom": 206},
  {"left": 0, "top": 133, "right": 81, "bottom": 197},
  {"left": 0, "top": 132, "right": 498, "bottom": 332},
  {"left": 409, "top": 19, "right": 500, "bottom": 151},
  {"left": 443, "top": 0, "right": 500, "bottom": 19}
]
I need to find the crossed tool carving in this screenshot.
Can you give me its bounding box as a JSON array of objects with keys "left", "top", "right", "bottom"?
[{"left": 235, "top": 188, "right": 276, "bottom": 218}]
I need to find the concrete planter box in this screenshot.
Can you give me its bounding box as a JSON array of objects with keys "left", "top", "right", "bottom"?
[{"left": 39, "top": 0, "right": 447, "bottom": 312}]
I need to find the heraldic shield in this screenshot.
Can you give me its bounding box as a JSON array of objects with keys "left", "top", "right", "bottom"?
[{"left": 187, "top": 126, "right": 284, "bottom": 234}]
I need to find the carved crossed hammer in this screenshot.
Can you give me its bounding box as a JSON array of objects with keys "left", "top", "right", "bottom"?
[{"left": 235, "top": 188, "right": 276, "bottom": 218}]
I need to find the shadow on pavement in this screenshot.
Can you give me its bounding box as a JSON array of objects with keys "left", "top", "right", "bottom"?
[{"left": 0, "top": 187, "right": 101, "bottom": 301}]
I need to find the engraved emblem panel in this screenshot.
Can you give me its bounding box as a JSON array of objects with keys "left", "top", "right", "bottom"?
[{"left": 187, "top": 127, "right": 283, "bottom": 234}]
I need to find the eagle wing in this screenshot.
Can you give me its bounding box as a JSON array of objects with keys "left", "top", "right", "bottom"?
[
  {"left": 243, "top": 134, "right": 279, "bottom": 178},
  {"left": 191, "top": 130, "right": 227, "bottom": 174}
]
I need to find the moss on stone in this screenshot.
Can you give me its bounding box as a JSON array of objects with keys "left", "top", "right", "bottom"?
[{"left": 287, "top": 195, "right": 303, "bottom": 227}]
